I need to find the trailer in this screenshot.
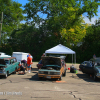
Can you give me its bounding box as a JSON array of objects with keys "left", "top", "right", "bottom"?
[{"left": 12, "top": 52, "right": 29, "bottom": 63}]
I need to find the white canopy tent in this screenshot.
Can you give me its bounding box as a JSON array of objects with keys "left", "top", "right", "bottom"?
[{"left": 45, "top": 44, "right": 76, "bottom": 64}]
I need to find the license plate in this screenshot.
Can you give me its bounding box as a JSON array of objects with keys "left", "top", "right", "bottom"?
[{"left": 46, "top": 76, "right": 51, "bottom": 79}]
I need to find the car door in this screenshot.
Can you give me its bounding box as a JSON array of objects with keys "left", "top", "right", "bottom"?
[
  {"left": 11, "top": 59, "right": 17, "bottom": 72},
  {"left": 6, "top": 60, "right": 12, "bottom": 74},
  {"left": 13, "top": 58, "right": 19, "bottom": 70}
]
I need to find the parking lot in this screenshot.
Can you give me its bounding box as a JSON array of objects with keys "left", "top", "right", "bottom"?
[{"left": 0, "top": 62, "right": 100, "bottom": 100}]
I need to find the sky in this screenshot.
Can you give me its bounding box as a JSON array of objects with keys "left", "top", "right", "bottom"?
[{"left": 13, "top": 0, "right": 100, "bottom": 25}]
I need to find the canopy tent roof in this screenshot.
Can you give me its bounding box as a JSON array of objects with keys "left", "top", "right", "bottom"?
[{"left": 45, "top": 44, "right": 75, "bottom": 54}]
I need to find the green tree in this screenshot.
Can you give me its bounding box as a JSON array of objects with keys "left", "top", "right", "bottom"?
[
  {"left": 75, "top": 18, "right": 100, "bottom": 62},
  {"left": 24, "top": 0, "right": 100, "bottom": 47},
  {"left": 0, "top": 0, "right": 24, "bottom": 45}
]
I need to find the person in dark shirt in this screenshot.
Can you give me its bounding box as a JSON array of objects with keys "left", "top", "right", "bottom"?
[
  {"left": 21, "top": 59, "right": 27, "bottom": 70},
  {"left": 20, "top": 63, "right": 25, "bottom": 74}
]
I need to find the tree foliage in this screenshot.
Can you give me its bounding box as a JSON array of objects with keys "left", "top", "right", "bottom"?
[
  {"left": 1, "top": 0, "right": 100, "bottom": 62},
  {"left": 75, "top": 18, "right": 100, "bottom": 62},
  {"left": 0, "top": 0, "right": 24, "bottom": 43},
  {"left": 24, "top": 0, "right": 100, "bottom": 46},
  {"left": 8, "top": 23, "right": 63, "bottom": 60}
]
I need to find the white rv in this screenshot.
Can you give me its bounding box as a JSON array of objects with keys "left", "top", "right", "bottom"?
[{"left": 0, "top": 52, "right": 11, "bottom": 57}]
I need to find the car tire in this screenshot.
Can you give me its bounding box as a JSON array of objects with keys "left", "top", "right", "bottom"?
[
  {"left": 94, "top": 75, "right": 98, "bottom": 81},
  {"left": 59, "top": 75, "right": 62, "bottom": 80},
  {"left": 4, "top": 72, "right": 8, "bottom": 78}
]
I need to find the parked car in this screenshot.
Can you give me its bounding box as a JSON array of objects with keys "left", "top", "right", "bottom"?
[
  {"left": 38, "top": 56, "right": 66, "bottom": 80},
  {"left": 79, "top": 58, "right": 100, "bottom": 81},
  {"left": 79, "top": 61, "right": 93, "bottom": 74},
  {"left": 90, "top": 57, "right": 100, "bottom": 81},
  {"left": 0, "top": 57, "right": 20, "bottom": 78}
]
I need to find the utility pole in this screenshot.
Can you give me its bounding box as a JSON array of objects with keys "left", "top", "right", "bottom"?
[{"left": 0, "top": 12, "right": 3, "bottom": 45}]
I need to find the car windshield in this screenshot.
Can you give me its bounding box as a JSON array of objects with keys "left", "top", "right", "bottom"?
[{"left": 4, "top": 60, "right": 9, "bottom": 64}]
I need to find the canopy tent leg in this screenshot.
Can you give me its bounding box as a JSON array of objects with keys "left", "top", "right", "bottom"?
[
  {"left": 72, "top": 54, "right": 73, "bottom": 65},
  {"left": 74, "top": 53, "right": 76, "bottom": 67}
]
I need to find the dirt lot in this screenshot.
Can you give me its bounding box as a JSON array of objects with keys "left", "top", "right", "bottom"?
[{"left": 0, "top": 62, "right": 100, "bottom": 100}]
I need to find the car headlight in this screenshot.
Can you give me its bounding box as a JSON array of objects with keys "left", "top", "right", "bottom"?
[
  {"left": 39, "top": 71, "right": 44, "bottom": 74},
  {"left": 3, "top": 69, "right": 5, "bottom": 72}
]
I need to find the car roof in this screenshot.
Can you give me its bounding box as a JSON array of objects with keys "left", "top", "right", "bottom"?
[
  {"left": 0, "top": 57, "right": 16, "bottom": 60},
  {"left": 90, "top": 57, "right": 100, "bottom": 62}
]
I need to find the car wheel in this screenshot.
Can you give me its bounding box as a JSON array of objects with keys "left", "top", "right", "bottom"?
[
  {"left": 59, "top": 75, "right": 62, "bottom": 80},
  {"left": 94, "top": 75, "right": 98, "bottom": 81},
  {"left": 4, "top": 72, "right": 8, "bottom": 78}
]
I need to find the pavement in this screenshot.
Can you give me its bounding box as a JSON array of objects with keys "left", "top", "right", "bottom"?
[{"left": 0, "top": 62, "right": 100, "bottom": 100}]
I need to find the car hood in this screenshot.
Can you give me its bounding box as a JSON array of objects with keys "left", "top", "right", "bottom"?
[
  {"left": 41, "top": 56, "right": 61, "bottom": 66},
  {"left": 0, "top": 59, "right": 6, "bottom": 66}
]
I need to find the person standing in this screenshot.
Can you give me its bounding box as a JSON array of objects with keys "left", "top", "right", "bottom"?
[
  {"left": 27, "top": 55, "right": 32, "bottom": 73},
  {"left": 93, "top": 54, "right": 96, "bottom": 59}
]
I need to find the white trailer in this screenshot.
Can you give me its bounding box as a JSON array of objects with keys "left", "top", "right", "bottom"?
[{"left": 12, "top": 52, "right": 29, "bottom": 62}]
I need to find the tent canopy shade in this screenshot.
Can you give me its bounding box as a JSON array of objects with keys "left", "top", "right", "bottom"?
[{"left": 45, "top": 44, "right": 75, "bottom": 54}]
